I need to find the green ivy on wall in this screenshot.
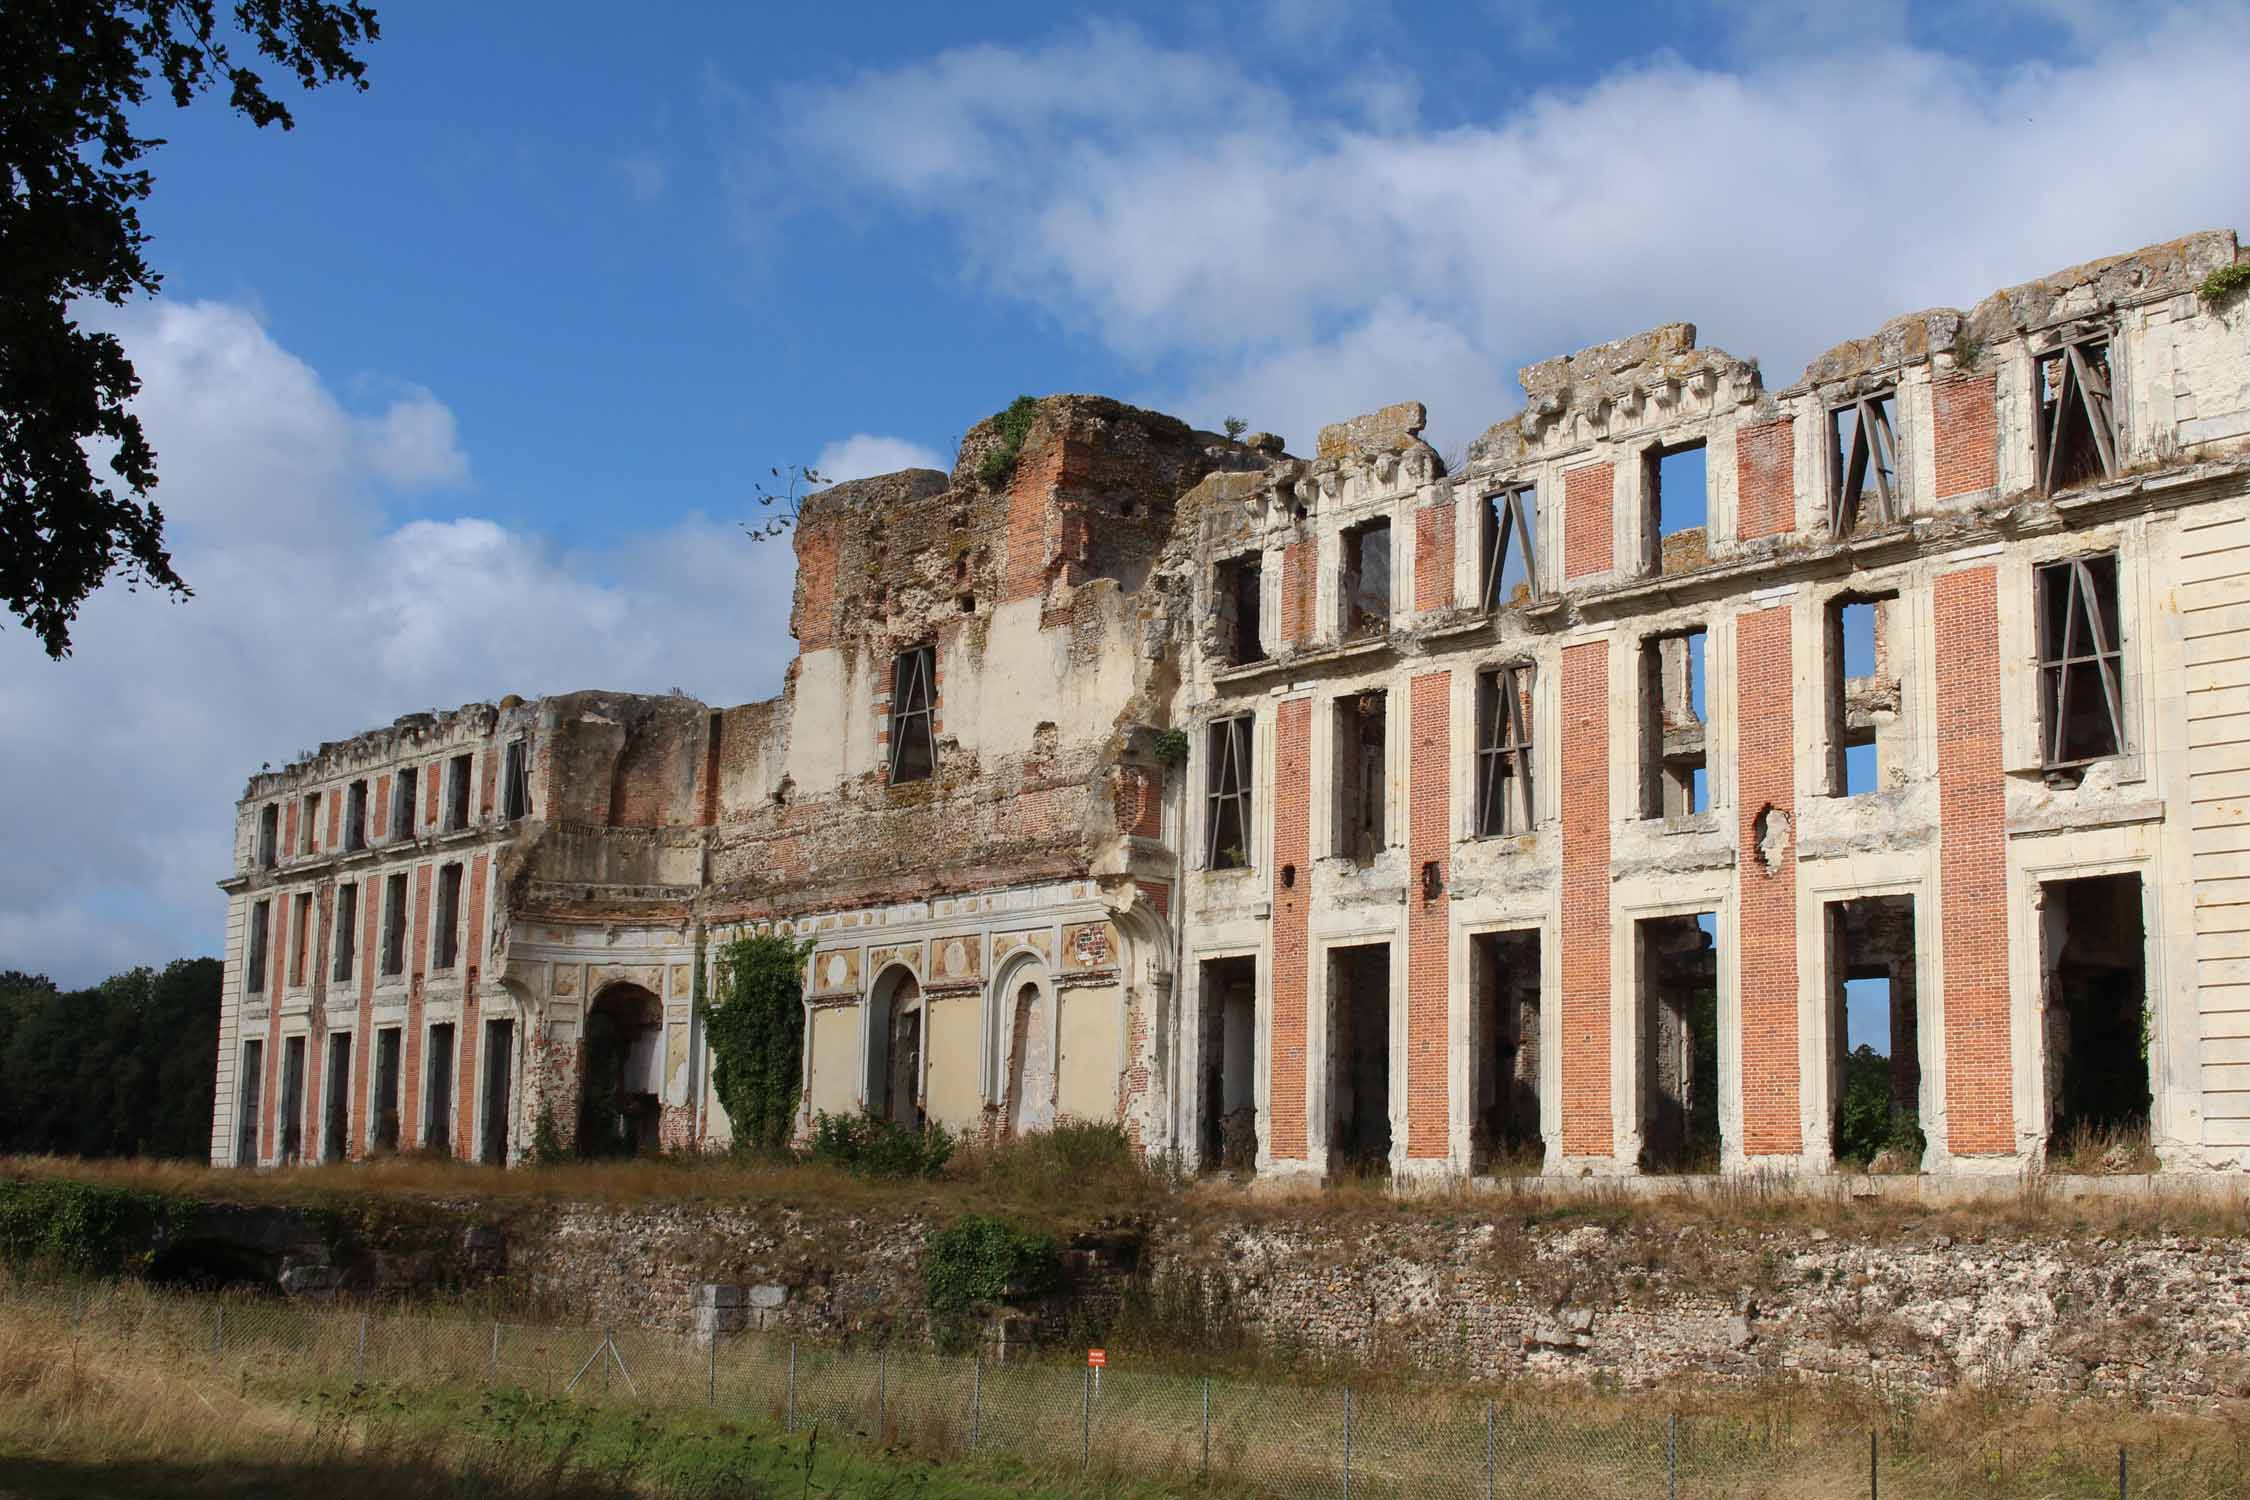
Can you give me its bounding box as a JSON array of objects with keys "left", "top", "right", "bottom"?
[{"left": 700, "top": 933, "right": 814, "bottom": 1152}]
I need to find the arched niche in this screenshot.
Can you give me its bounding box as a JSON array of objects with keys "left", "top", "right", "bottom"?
[
  {"left": 583, "top": 982, "right": 663, "bottom": 1156},
  {"left": 990, "top": 951, "right": 1057, "bottom": 1137}
]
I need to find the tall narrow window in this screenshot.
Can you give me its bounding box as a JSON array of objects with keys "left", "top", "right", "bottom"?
[
  {"left": 381, "top": 872, "right": 408, "bottom": 976},
  {"left": 333, "top": 882, "right": 358, "bottom": 982},
  {"left": 257, "top": 804, "right": 278, "bottom": 869},
  {"left": 235, "top": 1040, "right": 263, "bottom": 1166},
  {"left": 1216, "top": 554, "right": 1265, "bottom": 665},
  {"left": 1341, "top": 520, "right": 1392, "bottom": 637},
  {"left": 392, "top": 767, "right": 418, "bottom": 840},
  {"left": 888, "top": 646, "right": 937, "bottom": 783},
  {"left": 434, "top": 863, "right": 463, "bottom": 971},
  {"left": 444, "top": 753, "right": 472, "bottom": 831},
  {"left": 1480, "top": 485, "right": 1539, "bottom": 609},
  {"left": 344, "top": 781, "right": 368, "bottom": 851},
  {"left": 501, "top": 739, "right": 531, "bottom": 821},
  {"left": 278, "top": 1035, "right": 305, "bottom": 1164},
  {"left": 246, "top": 899, "right": 271, "bottom": 994},
  {"left": 290, "top": 891, "right": 313, "bottom": 987},
  {"left": 2036, "top": 553, "right": 2126, "bottom": 771},
  {"left": 1476, "top": 663, "right": 1536, "bottom": 836},
  {"left": 1643, "top": 441, "right": 1708, "bottom": 575},
  {"left": 1205, "top": 714, "right": 1254, "bottom": 870},
  {"left": 2037, "top": 336, "right": 2118, "bottom": 495},
  {"left": 1639, "top": 627, "right": 1709, "bottom": 819},
  {"left": 424, "top": 1023, "right": 455, "bottom": 1155},
  {"left": 372, "top": 1027, "right": 402, "bottom": 1152},
  {"left": 1333, "top": 691, "right": 1386, "bottom": 861},
  {"left": 301, "top": 793, "right": 320, "bottom": 854},
  {"left": 1828, "top": 391, "right": 1899, "bottom": 536},
  {"left": 1826, "top": 594, "right": 1897, "bottom": 797}
]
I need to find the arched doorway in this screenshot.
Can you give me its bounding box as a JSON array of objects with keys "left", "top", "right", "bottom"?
[
  {"left": 583, "top": 984, "right": 662, "bottom": 1156},
  {"left": 1003, "top": 969, "right": 1055, "bottom": 1136},
  {"left": 864, "top": 966, "right": 924, "bottom": 1130}
]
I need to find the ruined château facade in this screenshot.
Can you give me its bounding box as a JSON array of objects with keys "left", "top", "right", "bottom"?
[{"left": 215, "top": 231, "right": 2250, "bottom": 1179}]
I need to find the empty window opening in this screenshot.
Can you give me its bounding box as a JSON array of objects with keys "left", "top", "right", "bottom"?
[
  {"left": 332, "top": 883, "right": 357, "bottom": 982},
  {"left": 1828, "top": 392, "right": 1900, "bottom": 537},
  {"left": 1216, "top": 553, "right": 1266, "bottom": 665},
  {"left": 1198, "top": 956, "right": 1259, "bottom": 1172},
  {"left": 481, "top": 1018, "right": 515, "bottom": 1166},
  {"left": 344, "top": 781, "right": 368, "bottom": 851},
  {"left": 1341, "top": 518, "right": 1392, "bottom": 637},
  {"left": 278, "top": 1035, "right": 306, "bottom": 1165},
  {"left": 393, "top": 768, "right": 418, "bottom": 840},
  {"left": 1639, "top": 628, "right": 1709, "bottom": 818},
  {"left": 1827, "top": 595, "right": 1899, "bottom": 797},
  {"left": 235, "top": 1040, "right": 264, "bottom": 1166},
  {"left": 1470, "top": 930, "right": 1541, "bottom": 1172},
  {"left": 322, "top": 1033, "right": 352, "bottom": 1163},
  {"left": 888, "top": 645, "right": 937, "bottom": 783},
  {"left": 1481, "top": 485, "right": 1539, "bottom": 609},
  {"left": 1333, "top": 690, "right": 1387, "bottom": 862},
  {"left": 371, "top": 1027, "right": 402, "bottom": 1153},
  {"left": 1827, "top": 896, "right": 1921, "bottom": 1171},
  {"left": 246, "top": 899, "right": 271, "bottom": 994},
  {"left": 380, "top": 872, "right": 408, "bottom": 977},
  {"left": 1326, "top": 942, "right": 1393, "bottom": 1172},
  {"left": 2037, "top": 336, "right": 2118, "bottom": 494},
  {"left": 2037, "top": 553, "right": 2126, "bottom": 775},
  {"left": 1205, "top": 715, "right": 1254, "bottom": 870},
  {"left": 1636, "top": 913, "right": 1719, "bottom": 1172},
  {"left": 257, "top": 804, "right": 278, "bottom": 868},
  {"left": 1476, "top": 664, "right": 1536, "bottom": 837},
  {"left": 301, "top": 794, "right": 319, "bottom": 854},
  {"left": 2041, "top": 874, "right": 2151, "bottom": 1168},
  {"left": 434, "top": 863, "right": 464, "bottom": 972},
  {"left": 858, "top": 971, "right": 923, "bottom": 1134},
  {"left": 424, "top": 1023, "right": 455, "bottom": 1156},
  {"left": 290, "top": 892, "right": 313, "bottom": 987},
  {"left": 444, "top": 753, "right": 472, "bottom": 831},
  {"left": 582, "top": 987, "right": 660, "bottom": 1156},
  {"left": 1643, "top": 441, "right": 1709, "bottom": 575},
  {"left": 501, "top": 741, "right": 531, "bottom": 821}
]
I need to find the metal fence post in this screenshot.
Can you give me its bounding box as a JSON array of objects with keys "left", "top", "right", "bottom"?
[
  {"left": 356, "top": 1310, "right": 368, "bottom": 1383},
  {"left": 877, "top": 1347, "right": 887, "bottom": 1439},
  {"left": 970, "top": 1359, "right": 982, "bottom": 1452},
  {"left": 787, "top": 1341, "right": 797, "bottom": 1433},
  {"left": 1486, "top": 1401, "right": 1496, "bottom": 1500},
  {"left": 707, "top": 1330, "right": 717, "bottom": 1408},
  {"left": 1669, "top": 1414, "right": 1679, "bottom": 1500},
  {"left": 602, "top": 1327, "right": 612, "bottom": 1399},
  {"left": 1080, "top": 1365, "right": 1092, "bottom": 1472},
  {"left": 212, "top": 1304, "right": 224, "bottom": 1372},
  {"left": 1202, "top": 1377, "right": 1212, "bottom": 1484},
  {"left": 2119, "top": 1444, "right": 2128, "bottom": 1500},
  {"left": 1870, "top": 1428, "right": 1878, "bottom": 1500},
  {"left": 1341, "top": 1387, "right": 1353, "bottom": 1500},
  {"left": 490, "top": 1321, "right": 500, "bottom": 1387}
]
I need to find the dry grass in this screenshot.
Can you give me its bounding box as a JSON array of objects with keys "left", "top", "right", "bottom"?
[{"left": 2049, "top": 1119, "right": 2163, "bottom": 1175}]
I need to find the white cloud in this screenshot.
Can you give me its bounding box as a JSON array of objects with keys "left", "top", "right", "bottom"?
[
  {"left": 814, "top": 433, "right": 949, "bottom": 483},
  {"left": 0, "top": 301, "right": 796, "bottom": 986},
  {"left": 771, "top": 6, "right": 2250, "bottom": 456},
  {"left": 615, "top": 152, "right": 670, "bottom": 202}
]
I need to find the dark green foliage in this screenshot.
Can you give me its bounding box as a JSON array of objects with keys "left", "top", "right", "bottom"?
[
  {"left": 975, "top": 396, "right": 1039, "bottom": 489},
  {"left": 807, "top": 1110, "right": 954, "bottom": 1178},
  {"left": 0, "top": 1176, "right": 186, "bottom": 1270},
  {"left": 2199, "top": 261, "right": 2250, "bottom": 309},
  {"left": 1149, "top": 727, "right": 1190, "bottom": 767},
  {"left": 1833, "top": 1045, "right": 1924, "bottom": 1166},
  {"left": 0, "top": 957, "right": 221, "bottom": 1158},
  {"left": 921, "top": 1213, "right": 1060, "bottom": 1344},
  {"left": 1, "top": 0, "right": 380, "bottom": 656},
  {"left": 700, "top": 934, "right": 812, "bottom": 1151},
  {"left": 526, "top": 1098, "right": 567, "bottom": 1166}
]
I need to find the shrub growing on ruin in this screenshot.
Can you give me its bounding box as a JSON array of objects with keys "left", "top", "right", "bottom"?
[
  {"left": 921, "top": 1212, "right": 1060, "bottom": 1346},
  {"left": 976, "top": 395, "right": 1039, "bottom": 489},
  {"left": 702, "top": 934, "right": 813, "bottom": 1152},
  {"left": 807, "top": 1111, "right": 954, "bottom": 1179}
]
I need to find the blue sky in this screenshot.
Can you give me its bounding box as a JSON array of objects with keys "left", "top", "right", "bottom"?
[{"left": 6, "top": 0, "right": 2250, "bottom": 983}]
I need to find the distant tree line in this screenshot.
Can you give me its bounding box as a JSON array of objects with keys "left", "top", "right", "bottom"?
[{"left": 0, "top": 959, "right": 219, "bottom": 1159}]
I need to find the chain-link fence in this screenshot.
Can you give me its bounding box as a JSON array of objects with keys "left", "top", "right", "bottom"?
[{"left": 9, "top": 1277, "right": 2190, "bottom": 1500}]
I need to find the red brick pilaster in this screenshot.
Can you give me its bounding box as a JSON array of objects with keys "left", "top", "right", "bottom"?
[
  {"left": 1406, "top": 671, "right": 1451, "bottom": 1158},
  {"left": 1933, "top": 375, "right": 1998, "bottom": 499},
  {"left": 1269, "top": 700, "right": 1311, "bottom": 1158},
  {"left": 351, "top": 878, "right": 375, "bottom": 1155},
  {"left": 1563, "top": 463, "right": 1615, "bottom": 580},
  {"left": 1934, "top": 566, "right": 2013, "bottom": 1153},
  {"left": 1560, "top": 641, "right": 1612, "bottom": 1155},
  {"left": 1736, "top": 606, "right": 1801, "bottom": 1156},
  {"left": 455, "top": 852, "right": 491, "bottom": 1161},
  {"left": 1736, "top": 418, "right": 1795, "bottom": 540},
  {"left": 1414, "top": 502, "right": 1455, "bottom": 612},
  {"left": 1280, "top": 539, "right": 1313, "bottom": 647}
]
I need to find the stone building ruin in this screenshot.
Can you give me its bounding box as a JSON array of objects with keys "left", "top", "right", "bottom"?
[{"left": 215, "top": 230, "right": 2250, "bottom": 1179}]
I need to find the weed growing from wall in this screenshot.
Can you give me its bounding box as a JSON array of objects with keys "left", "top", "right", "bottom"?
[
  {"left": 922, "top": 1213, "right": 1060, "bottom": 1349},
  {"left": 976, "top": 396, "right": 1039, "bottom": 489},
  {"left": 702, "top": 934, "right": 814, "bottom": 1152},
  {"left": 2198, "top": 261, "right": 2250, "bottom": 310}
]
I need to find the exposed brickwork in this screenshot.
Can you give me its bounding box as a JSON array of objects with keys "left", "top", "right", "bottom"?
[
  {"left": 454, "top": 851, "right": 490, "bottom": 1160},
  {"left": 792, "top": 517, "right": 839, "bottom": 651},
  {"left": 1735, "top": 418, "right": 1796, "bottom": 539},
  {"left": 1934, "top": 566, "right": 2013, "bottom": 1154},
  {"left": 1280, "top": 539, "right": 1313, "bottom": 647},
  {"left": 1114, "top": 764, "right": 1163, "bottom": 838},
  {"left": 403, "top": 863, "right": 432, "bottom": 1144},
  {"left": 326, "top": 788, "right": 341, "bottom": 850},
  {"left": 1134, "top": 879, "right": 1170, "bottom": 920},
  {"left": 423, "top": 762, "right": 440, "bottom": 830},
  {"left": 1560, "top": 641, "right": 1612, "bottom": 1156},
  {"left": 372, "top": 774, "right": 391, "bottom": 843},
  {"left": 481, "top": 744, "right": 500, "bottom": 820},
  {"left": 283, "top": 799, "right": 300, "bottom": 864},
  {"left": 1414, "top": 501, "right": 1455, "bottom": 612},
  {"left": 1406, "top": 671, "right": 1451, "bottom": 1158},
  {"left": 1002, "top": 436, "right": 1066, "bottom": 604},
  {"left": 1734, "top": 605, "right": 1801, "bottom": 1157},
  {"left": 1563, "top": 463, "right": 1614, "bottom": 580},
  {"left": 1269, "top": 699, "right": 1311, "bottom": 1159},
  {"left": 1932, "top": 374, "right": 1998, "bottom": 499},
  {"left": 350, "top": 877, "right": 374, "bottom": 1155}
]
